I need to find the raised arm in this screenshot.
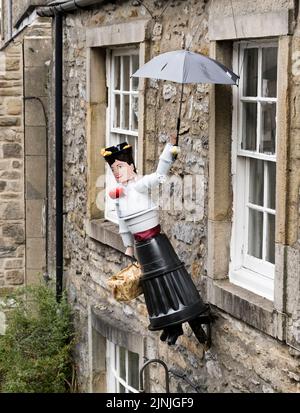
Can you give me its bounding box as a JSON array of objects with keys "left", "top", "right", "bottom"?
[{"left": 134, "top": 141, "right": 179, "bottom": 193}]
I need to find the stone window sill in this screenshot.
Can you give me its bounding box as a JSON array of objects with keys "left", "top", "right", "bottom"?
[
  {"left": 85, "top": 218, "right": 125, "bottom": 254},
  {"left": 207, "top": 278, "right": 282, "bottom": 339}
]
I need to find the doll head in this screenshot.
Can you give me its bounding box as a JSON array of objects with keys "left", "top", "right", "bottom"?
[{"left": 101, "top": 142, "right": 137, "bottom": 184}]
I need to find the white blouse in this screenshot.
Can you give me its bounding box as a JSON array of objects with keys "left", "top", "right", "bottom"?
[{"left": 113, "top": 143, "right": 176, "bottom": 247}]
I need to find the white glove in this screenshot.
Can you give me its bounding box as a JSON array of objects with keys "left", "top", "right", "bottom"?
[{"left": 170, "top": 146, "right": 181, "bottom": 156}]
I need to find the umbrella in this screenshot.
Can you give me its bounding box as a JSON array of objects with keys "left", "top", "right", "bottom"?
[{"left": 132, "top": 49, "right": 239, "bottom": 146}]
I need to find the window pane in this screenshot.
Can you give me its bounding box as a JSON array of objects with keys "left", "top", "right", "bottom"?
[
  {"left": 114, "top": 56, "right": 120, "bottom": 90},
  {"left": 267, "top": 161, "right": 276, "bottom": 209},
  {"left": 123, "top": 56, "right": 130, "bottom": 91},
  {"left": 248, "top": 208, "right": 263, "bottom": 259},
  {"left": 123, "top": 94, "right": 129, "bottom": 129},
  {"left": 262, "top": 47, "right": 277, "bottom": 98},
  {"left": 118, "top": 346, "right": 126, "bottom": 393},
  {"left": 126, "top": 136, "right": 137, "bottom": 165},
  {"left": 249, "top": 158, "right": 264, "bottom": 206},
  {"left": 113, "top": 94, "right": 120, "bottom": 128},
  {"left": 266, "top": 213, "right": 275, "bottom": 264},
  {"left": 243, "top": 48, "right": 258, "bottom": 97},
  {"left": 132, "top": 55, "right": 139, "bottom": 91},
  {"left": 131, "top": 95, "right": 138, "bottom": 131},
  {"left": 128, "top": 351, "right": 139, "bottom": 390},
  {"left": 242, "top": 102, "right": 257, "bottom": 151},
  {"left": 119, "top": 346, "right": 126, "bottom": 381},
  {"left": 260, "top": 102, "right": 276, "bottom": 154}
]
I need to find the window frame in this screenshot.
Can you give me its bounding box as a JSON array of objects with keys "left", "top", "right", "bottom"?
[
  {"left": 230, "top": 39, "right": 278, "bottom": 301},
  {"left": 89, "top": 308, "right": 145, "bottom": 393},
  {"left": 106, "top": 340, "right": 141, "bottom": 393},
  {"left": 207, "top": 33, "right": 291, "bottom": 342},
  {"left": 105, "top": 46, "right": 140, "bottom": 224}
]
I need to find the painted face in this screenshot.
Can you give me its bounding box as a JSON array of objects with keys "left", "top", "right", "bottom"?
[{"left": 110, "top": 159, "right": 136, "bottom": 184}]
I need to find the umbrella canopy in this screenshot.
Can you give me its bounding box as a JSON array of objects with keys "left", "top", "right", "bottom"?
[
  {"left": 132, "top": 49, "right": 239, "bottom": 85},
  {"left": 132, "top": 49, "right": 239, "bottom": 147}
]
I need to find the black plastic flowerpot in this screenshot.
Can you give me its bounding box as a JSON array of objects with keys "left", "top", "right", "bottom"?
[{"left": 135, "top": 233, "right": 207, "bottom": 331}]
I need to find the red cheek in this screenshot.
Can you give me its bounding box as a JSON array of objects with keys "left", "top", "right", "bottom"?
[{"left": 109, "top": 187, "right": 124, "bottom": 199}]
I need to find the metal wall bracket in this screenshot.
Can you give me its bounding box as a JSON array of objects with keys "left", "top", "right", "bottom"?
[
  {"left": 188, "top": 304, "right": 217, "bottom": 350},
  {"left": 139, "top": 359, "right": 170, "bottom": 393}
]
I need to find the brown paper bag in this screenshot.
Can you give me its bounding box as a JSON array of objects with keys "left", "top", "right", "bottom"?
[{"left": 107, "top": 262, "right": 143, "bottom": 302}]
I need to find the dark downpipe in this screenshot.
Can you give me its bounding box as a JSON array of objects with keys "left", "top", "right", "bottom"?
[{"left": 55, "top": 12, "right": 63, "bottom": 301}]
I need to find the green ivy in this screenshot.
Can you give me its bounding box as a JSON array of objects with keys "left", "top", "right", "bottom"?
[{"left": 0, "top": 283, "right": 77, "bottom": 393}]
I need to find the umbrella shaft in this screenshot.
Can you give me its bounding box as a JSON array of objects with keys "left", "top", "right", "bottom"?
[{"left": 176, "top": 84, "right": 184, "bottom": 146}]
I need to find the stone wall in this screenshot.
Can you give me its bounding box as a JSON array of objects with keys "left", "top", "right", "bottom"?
[
  {"left": 59, "top": 0, "right": 300, "bottom": 393},
  {"left": 23, "top": 19, "right": 52, "bottom": 284},
  {"left": 0, "top": 17, "right": 52, "bottom": 337},
  {"left": 0, "top": 43, "right": 24, "bottom": 289},
  {"left": 12, "top": 0, "right": 49, "bottom": 28}
]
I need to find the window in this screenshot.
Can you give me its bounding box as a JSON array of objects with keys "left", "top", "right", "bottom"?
[
  {"left": 90, "top": 311, "right": 144, "bottom": 393},
  {"left": 230, "top": 41, "right": 278, "bottom": 300},
  {"left": 105, "top": 48, "right": 139, "bottom": 223},
  {"left": 106, "top": 340, "right": 140, "bottom": 393}
]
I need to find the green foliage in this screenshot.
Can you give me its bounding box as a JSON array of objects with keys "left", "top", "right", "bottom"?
[{"left": 0, "top": 283, "right": 76, "bottom": 393}]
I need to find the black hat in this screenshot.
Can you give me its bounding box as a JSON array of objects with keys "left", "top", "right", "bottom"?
[{"left": 100, "top": 142, "right": 136, "bottom": 172}]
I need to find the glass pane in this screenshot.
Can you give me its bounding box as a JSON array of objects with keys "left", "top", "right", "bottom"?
[
  {"left": 114, "top": 56, "right": 120, "bottom": 90},
  {"left": 260, "top": 102, "right": 276, "bottom": 154},
  {"left": 131, "top": 95, "right": 138, "bottom": 131},
  {"left": 126, "top": 136, "right": 137, "bottom": 166},
  {"left": 123, "top": 56, "right": 130, "bottom": 91},
  {"left": 128, "top": 351, "right": 139, "bottom": 390},
  {"left": 132, "top": 55, "right": 139, "bottom": 91},
  {"left": 243, "top": 48, "right": 258, "bottom": 97},
  {"left": 249, "top": 158, "right": 264, "bottom": 206},
  {"left": 242, "top": 102, "right": 257, "bottom": 151},
  {"left": 123, "top": 94, "right": 129, "bottom": 129},
  {"left": 267, "top": 161, "right": 276, "bottom": 209},
  {"left": 119, "top": 382, "right": 126, "bottom": 393},
  {"left": 248, "top": 208, "right": 263, "bottom": 259},
  {"left": 113, "top": 94, "right": 120, "bottom": 128},
  {"left": 119, "top": 346, "right": 126, "bottom": 381},
  {"left": 266, "top": 213, "right": 275, "bottom": 264},
  {"left": 261, "top": 47, "right": 277, "bottom": 98}
]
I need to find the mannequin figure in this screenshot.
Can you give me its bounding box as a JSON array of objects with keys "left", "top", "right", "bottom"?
[{"left": 101, "top": 138, "right": 208, "bottom": 345}]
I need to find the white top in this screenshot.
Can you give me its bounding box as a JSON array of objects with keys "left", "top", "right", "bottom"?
[{"left": 113, "top": 143, "right": 176, "bottom": 247}]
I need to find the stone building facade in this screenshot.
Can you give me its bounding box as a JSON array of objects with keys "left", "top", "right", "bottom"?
[
  {"left": 0, "top": 1, "right": 52, "bottom": 328},
  {"left": 0, "top": 0, "right": 300, "bottom": 393}
]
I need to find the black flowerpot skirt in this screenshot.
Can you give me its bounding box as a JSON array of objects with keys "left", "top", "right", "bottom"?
[{"left": 135, "top": 233, "right": 207, "bottom": 331}]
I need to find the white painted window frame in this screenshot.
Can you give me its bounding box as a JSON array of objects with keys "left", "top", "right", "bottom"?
[
  {"left": 106, "top": 340, "right": 140, "bottom": 393},
  {"left": 105, "top": 46, "right": 139, "bottom": 223},
  {"left": 230, "top": 40, "right": 278, "bottom": 301}
]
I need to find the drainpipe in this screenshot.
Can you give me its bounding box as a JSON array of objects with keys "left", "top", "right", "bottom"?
[
  {"left": 36, "top": 2, "right": 106, "bottom": 301},
  {"left": 36, "top": 1, "right": 106, "bottom": 300},
  {"left": 55, "top": 12, "right": 63, "bottom": 301}
]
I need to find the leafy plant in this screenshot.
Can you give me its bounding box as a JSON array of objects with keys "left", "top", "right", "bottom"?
[{"left": 0, "top": 283, "right": 77, "bottom": 393}]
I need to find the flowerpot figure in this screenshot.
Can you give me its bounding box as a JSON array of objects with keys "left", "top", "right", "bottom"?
[{"left": 101, "top": 140, "right": 210, "bottom": 346}]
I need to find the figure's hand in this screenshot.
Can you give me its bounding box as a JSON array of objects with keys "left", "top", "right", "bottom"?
[{"left": 125, "top": 246, "right": 134, "bottom": 257}]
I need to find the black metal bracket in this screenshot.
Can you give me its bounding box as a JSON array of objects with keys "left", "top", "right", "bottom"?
[
  {"left": 139, "top": 358, "right": 170, "bottom": 393},
  {"left": 188, "top": 304, "right": 217, "bottom": 350}
]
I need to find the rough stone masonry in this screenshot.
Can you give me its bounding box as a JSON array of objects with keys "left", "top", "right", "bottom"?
[{"left": 58, "top": 0, "right": 300, "bottom": 393}]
